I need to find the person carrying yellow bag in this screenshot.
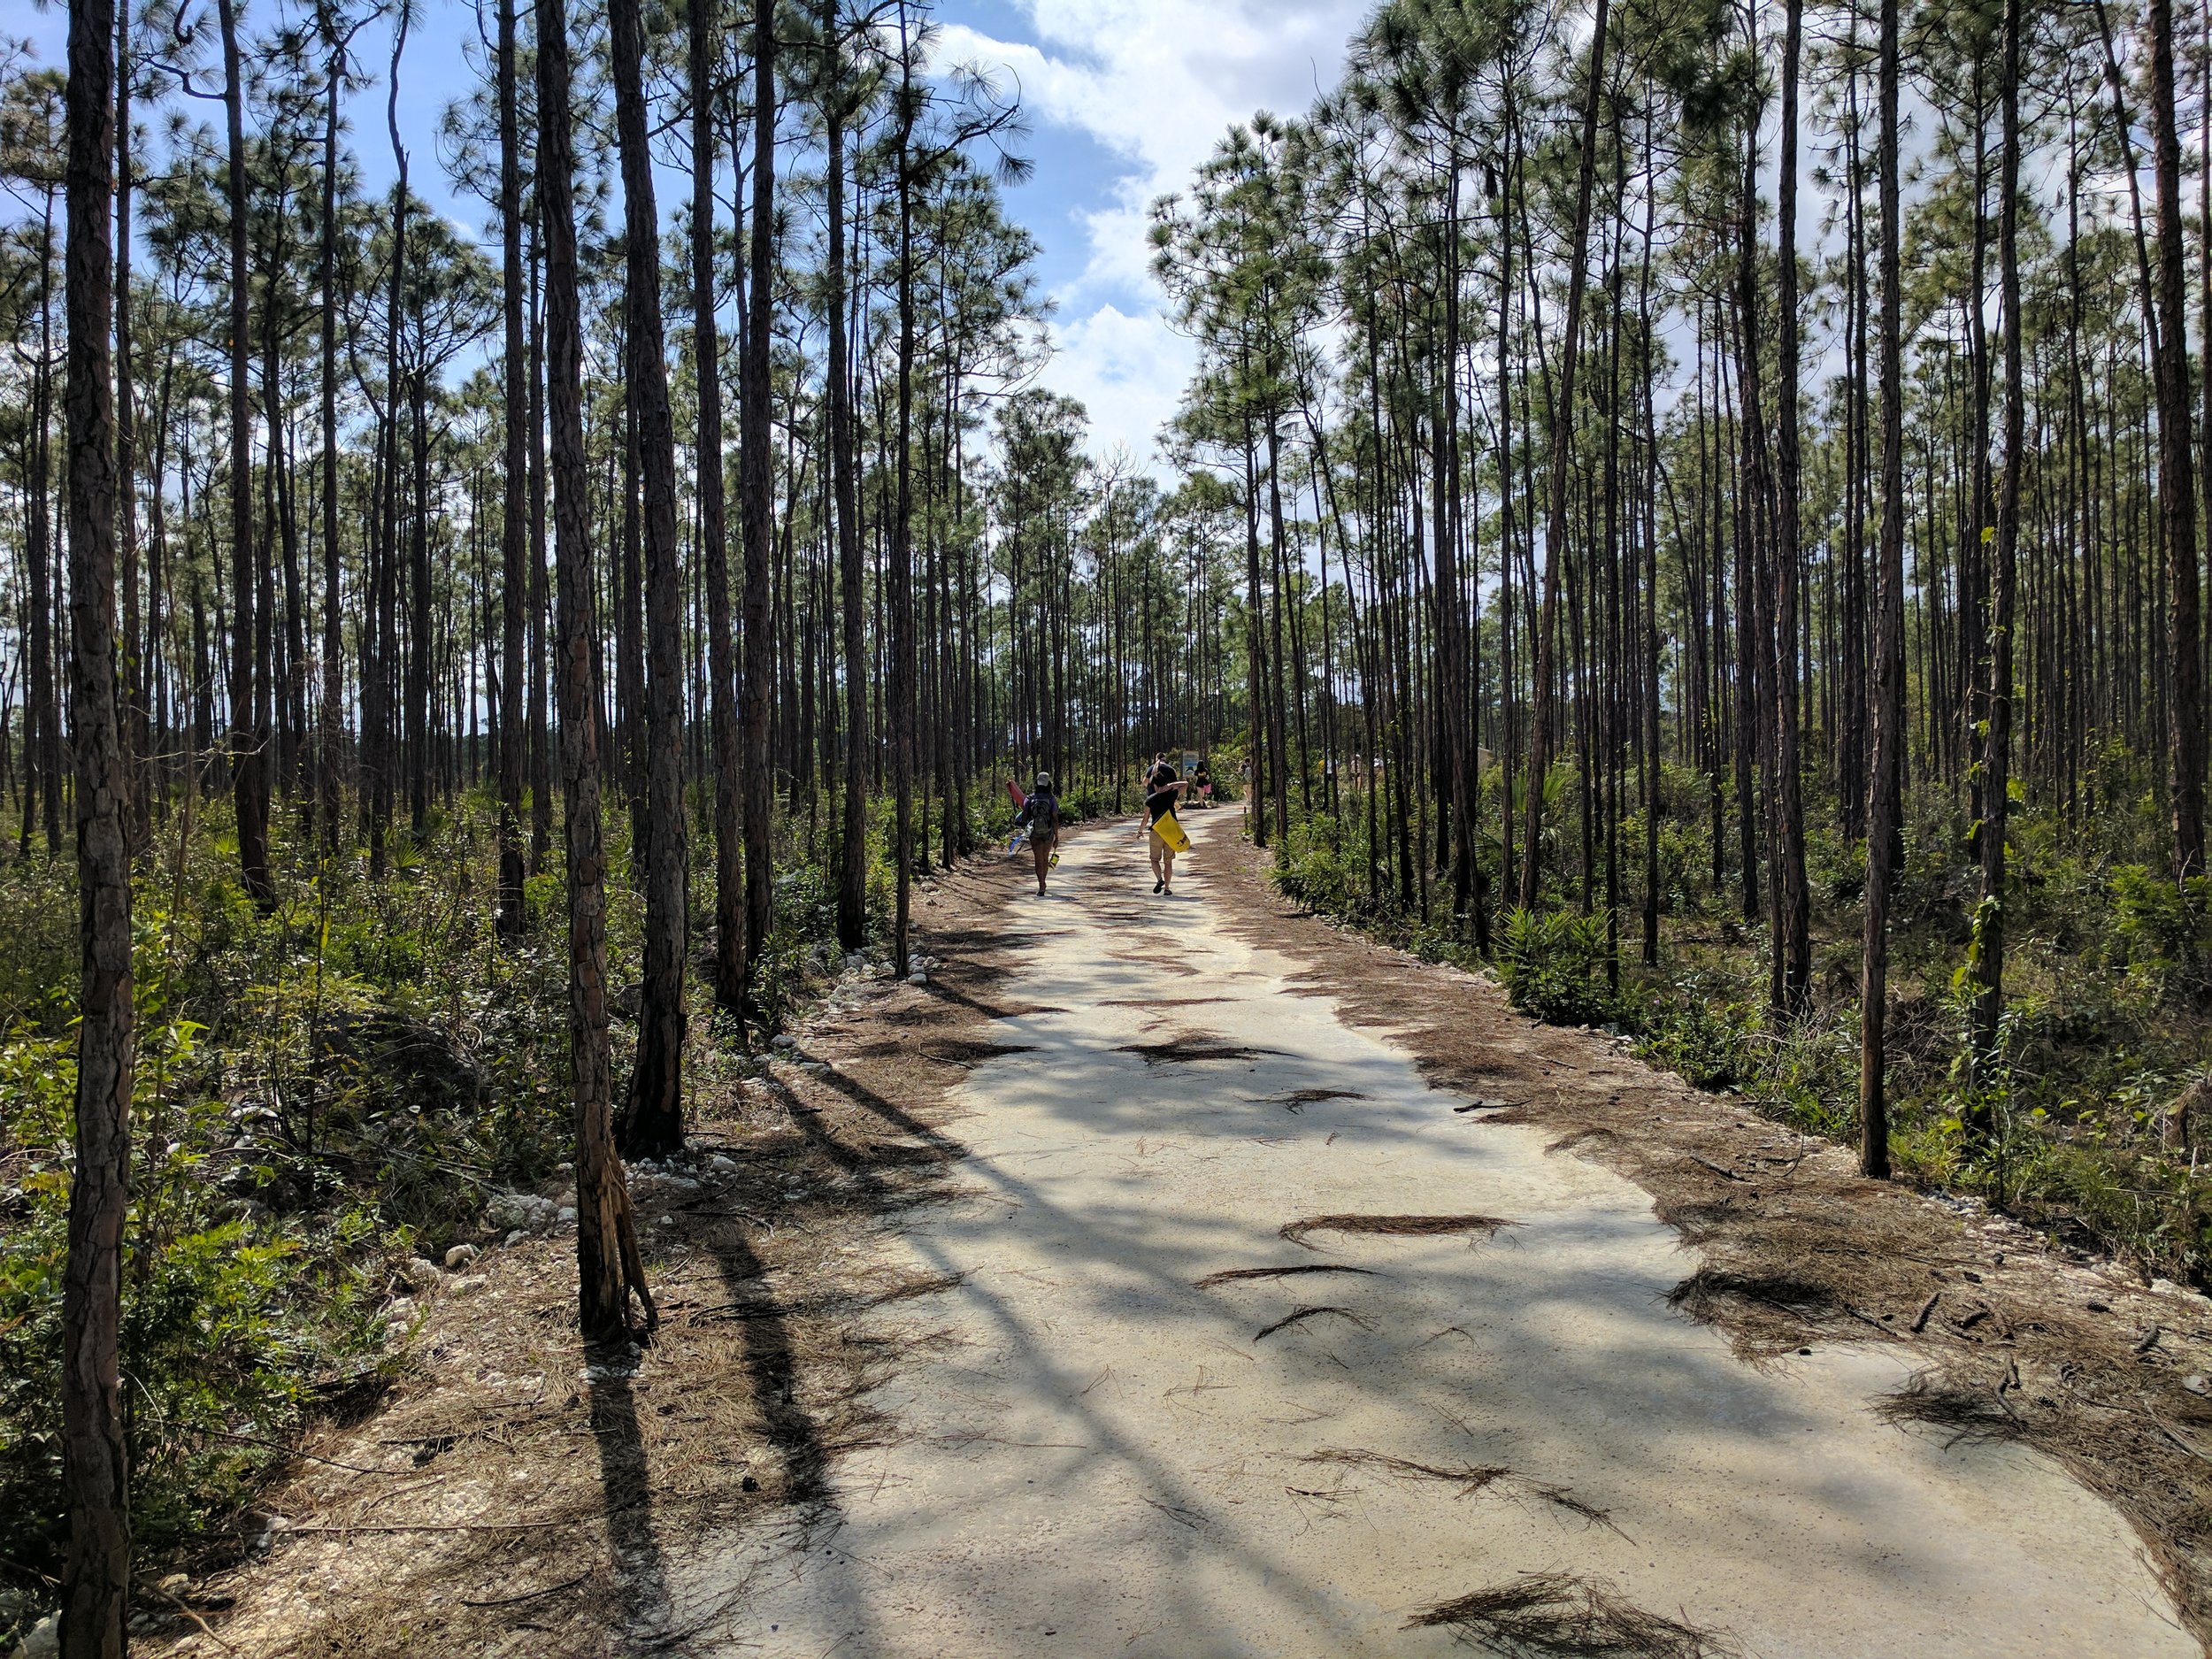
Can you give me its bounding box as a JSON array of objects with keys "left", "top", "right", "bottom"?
[{"left": 1145, "top": 767, "right": 1196, "bottom": 895}]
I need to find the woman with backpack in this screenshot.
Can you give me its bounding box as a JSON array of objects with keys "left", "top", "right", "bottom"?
[{"left": 1013, "top": 772, "right": 1062, "bottom": 896}]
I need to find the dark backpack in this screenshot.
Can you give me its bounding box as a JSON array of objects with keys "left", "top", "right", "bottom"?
[{"left": 1027, "top": 789, "right": 1059, "bottom": 833}]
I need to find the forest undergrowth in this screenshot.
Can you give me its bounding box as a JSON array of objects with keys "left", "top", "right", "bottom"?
[
  {"left": 1271, "top": 756, "right": 2212, "bottom": 1288},
  {"left": 0, "top": 779, "right": 1043, "bottom": 1640}
]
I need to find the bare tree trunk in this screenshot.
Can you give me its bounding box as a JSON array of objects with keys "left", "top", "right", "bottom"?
[
  {"left": 2151, "top": 0, "right": 2207, "bottom": 881},
  {"left": 26, "top": 193, "right": 62, "bottom": 859},
  {"left": 317, "top": 19, "right": 347, "bottom": 858},
  {"left": 115, "top": 0, "right": 144, "bottom": 852},
  {"left": 61, "top": 4, "right": 134, "bottom": 1652},
  {"left": 610, "top": 0, "right": 688, "bottom": 1154},
  {"left": 1971, "top": 0, "right": 2023, "bottom": 1126},
  {"left": 1519, "top": 0, "right": 1609, "bottom": 909},
  {"left": 888, "top": 1, "right": 919, "bottom": 978},
  {"left": 1772, "top": 0, "right": 1811, "bottom": 1017},
  {"left": 1242, "top": 416, "right": 1269, "bottom": 847},
  {"left": 528, "top": 222, "right": 551, "bottom": 876},
  {"left": 537, "top": 0, "right": 654, "bottom": 1342},
  {"left": 739, "top": 0, "right": 779, "bottom": 1008},
  {"left": 218, "top": 0, "right": 273, "bottom": 904},
  {"left": 696, "top": 0, "right": 743, "bottom": 1014},
  {"left": 1861, "top": 0, "right": 1905, "bottom": 1182},
  {"left": 495, "top": 0, "right": 527, "bottom": 940},
  {"left": 826, "top": 5, "right": 869, "bottom": 954}
]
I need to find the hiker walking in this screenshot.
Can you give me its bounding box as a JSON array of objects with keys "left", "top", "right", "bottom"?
[
  {"left": 1014, "top": 772, "right": 1062, "bottom": 895},
  {"left": 1145, "top": 766, "right": 1197, "bottom": 895}
]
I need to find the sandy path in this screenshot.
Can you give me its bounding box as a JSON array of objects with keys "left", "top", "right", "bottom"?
[{"left": 710, "top": 811, "right": 2190, "bottom": 1658}]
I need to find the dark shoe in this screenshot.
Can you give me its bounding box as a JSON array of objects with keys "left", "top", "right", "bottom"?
[{"left": 1153, "top": 879, "right": 1164, "bottom": 894}]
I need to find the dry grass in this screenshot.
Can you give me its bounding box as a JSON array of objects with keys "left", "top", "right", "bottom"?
[
  {"left": 1252, "top": 1304, "right": 1369, "bottom": 1341},
  {"left": 1279, "top": 1213, "right": 1516, "bottom": 1248},
  {"left": 139, "top": 853, "right": 1029, "bottom": 1659},
  {"left": 1269, "top": 1087, "right": 1366, "bottom": 1111},
  {"left": 1193, "top": 1263, "right": 1379, "bottom": 1287},
  {"left": 1305, "top": 1449, "right": 1620, "bottom": 1532},
  {"left": 1408, "top": 1572, "right": 1734, "bottom": 1657},
  {"left": 1116, "top": 1030, "right": 1277, "bottom": 1064},
  {"left": 1209, "top": 832, "right": 2212, "bottom": 1653}
]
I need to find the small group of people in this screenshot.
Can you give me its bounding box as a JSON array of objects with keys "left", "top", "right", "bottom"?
[{"left": 1009, "top": 753, "right": 1217, "bottom": 899}]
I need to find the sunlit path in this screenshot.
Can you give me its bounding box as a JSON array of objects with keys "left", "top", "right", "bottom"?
[{"left": 703, "top": 812, "right": 2186, "bottom": 1659}]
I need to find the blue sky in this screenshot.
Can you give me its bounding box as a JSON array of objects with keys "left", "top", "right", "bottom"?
[{"left": 14, "top": 0, "right": 1371, "bottom": 466}]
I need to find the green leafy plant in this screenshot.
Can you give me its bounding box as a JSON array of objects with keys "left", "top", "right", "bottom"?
[{"left": 1495, "top": 906, "right": 1614, "bottom": 1026}]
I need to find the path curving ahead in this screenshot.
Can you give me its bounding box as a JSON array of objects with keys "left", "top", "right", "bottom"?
[{"left": 714, "top": 810, "right": 2190, "bottom": 1658}]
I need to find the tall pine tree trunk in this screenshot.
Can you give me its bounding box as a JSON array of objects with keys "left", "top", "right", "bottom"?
[
  {"left": 610, "top": 0, "right": 689, "bottom": 1154},
  {"left": 826, "top": 10, "right": 869, "bottom": 953},
  {"left": 738, "top": 0, "right": 779, "bottom": 1003},
  {"left": 1772, "top": 0, "right": 1811, "bottom": 1016},
  {"left": 1861, "top": 0, "right": 1906, "bottom": 1182},
  {"left": 537, "top": 0, "right": 654, "bottom": 1341},
  {"left": 2151, "top": 0, "right": 2207, "bottom": 881},
  {"left": 698, "top": 0, "right": 745, "bottom": 1014},
  {"left": 1971, "top": 0, "right": 2023, "bottom": 1125},
  {"left": 61, "top": 1, "right": 134, "bottom": 1647},
  {"left": 1519, "top": 0, "right": 1609, "bottom": 909},
  {"left": 219, "top": 0, "right": 273, "bottom": 903},
  {"left": 495, "top": 0, "right": 527, "bottom": 939}
]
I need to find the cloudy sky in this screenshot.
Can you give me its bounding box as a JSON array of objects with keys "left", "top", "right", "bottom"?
[
  {"left": 933, "top": 0, "right": 1369, "bottom": 466},
  {"left": 16, "top": 0, "right": 1366, "bottom": 464},
  {"left": 14, "top": 0, "right": 2029, "bottom": 465}
]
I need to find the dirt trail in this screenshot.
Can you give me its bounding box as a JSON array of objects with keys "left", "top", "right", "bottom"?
[{"left": 702, "top": 812, "right": 2190, "bottom": 1658}]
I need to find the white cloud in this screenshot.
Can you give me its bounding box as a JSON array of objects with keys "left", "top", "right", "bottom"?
[
  {"left": 1033, "top": 303, "right": 1198, "bottom": 468},
  {"left": 937, "top": 0, "right": 1369, "bottom": 468}
]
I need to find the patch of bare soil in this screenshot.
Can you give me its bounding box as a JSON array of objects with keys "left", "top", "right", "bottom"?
[
  {"left": 139, "top": 850, "right": 1030, "bottom": 1659},
  {"left": 1209, "top": 832, "right": 2212, "bottom": 1653}
]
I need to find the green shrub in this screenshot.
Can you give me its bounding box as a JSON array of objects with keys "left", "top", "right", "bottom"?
[
  {"left": 1272, "top": 817, "right": 1363, "bottom": 918},
  {"left": 2110, "top": 865, "right": 2212, "bottom": 1000},
  {"left": 0, "top": 1027, "right": 387, "bottom": 1586},
  {"left": 1633, "top": 992, "right": 1748, "bottom": 1088},
  {"left": 1495, "top": 906, "right": 1613, "bottom": 1026}
]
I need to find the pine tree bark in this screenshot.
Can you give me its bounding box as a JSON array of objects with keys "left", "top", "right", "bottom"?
[
  {"left": 1772, "top": 0, "right": 1811, "bottom": 1017},
  {"left": 61, "top": 2, "right": 134, "bottom": 1648},
  {"left": 2151, "top": 0, "right": 2207, "bottom": 881},
  {"left": 826, "top": 4, "right": 869, "bottom": 953},
  {"left": 218, "top": 0, "right": 273, "bottom": 903},
  {"left": 1519, "top": 0, "right": 1609, "bottom": 909},
  {"left": 1861, "top": 0, "right": 1906, "bottom": 1182},
  {"left": 696, "top": 0, "right": 744, "bottom": 1015},
  {"left": 1971, "top": 0, "right": 2023, "bottom": 1124},
  {"left": 610, "top": 0, "right": 689, "bottom": 1155},
  {"left": 115, "top": 0, "right": 144, "bottom": 853},
  {"left": 738, "top": 0, "right": 778, "bottom": 1004},
  {"left": 537, "top": 0, "right": 655, "bottom": 1341},
  {"left": 495, "top": 0, "right": 527, "bottom": 940},
  {"left": 317, "top": 16, "right": 347, "bottom": 858},
  {"left": 889, "top": 1, "right": 919, "bottom": 978}
]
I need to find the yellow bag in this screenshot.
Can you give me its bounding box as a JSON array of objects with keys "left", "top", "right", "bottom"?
[{"left": 1153, "top": 809, "right": 1191, "bottom": 854}]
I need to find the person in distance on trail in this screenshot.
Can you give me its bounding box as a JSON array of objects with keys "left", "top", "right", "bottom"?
[
  {"left": 1138, "top": 753, "right": 1174, "bottom": 838},
  {"left": 1013, "top": 772, "right": 1062, "bottom": 896},
  {"left": 1145, "top": 764, "right": 1197, "bottom": 895},
  {"left": 1192, "top": 757, "right": 1214, "bottom": 808}
]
